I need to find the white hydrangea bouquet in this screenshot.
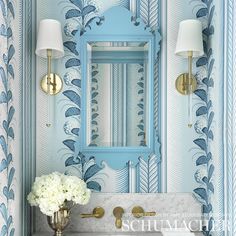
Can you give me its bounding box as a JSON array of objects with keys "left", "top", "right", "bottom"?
[{"left": 27, "top": 172, "right": 91, "bottom": 216}]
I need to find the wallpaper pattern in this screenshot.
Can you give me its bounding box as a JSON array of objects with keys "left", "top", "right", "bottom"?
[
  {"left": 0, "top": 0, "right": 229, "bottom": 235},
  {"left": 60, "top": 0, "right": 161, "bottom": 193},
  {"left": 62, "top": 0, "right": 104, "bottom": 192},
  {"left": 191, "top": 0, "right": 224, "bottom": 235},
  {"left": 35, "top": 0, "right": 224, "bottom": 233},
  {"left": 192, "top": 1, "right": 216, "bottom": 235},
  {"left": 225, "top": 1, "right": 236, "bottom": 235},
  {"left": 0, "top": 0, "right": 18, "bottom": 235}
]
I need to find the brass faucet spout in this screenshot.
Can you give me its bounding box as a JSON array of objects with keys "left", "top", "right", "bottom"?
[
  {"left": 132, "top": 206, "right": 156, "bottom": 218},
  {"left": 115, "top": 218, "right": 122, "bottom": 229},
  {"left": 80, "top": 207, "right": 105, "bottom": 219},
  {"left": 113, "top": 207, "right": 124, "bottom": 229}
]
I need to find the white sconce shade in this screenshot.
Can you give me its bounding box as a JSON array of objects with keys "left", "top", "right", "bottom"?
[
  {"left": 175, "top": 19, "right": 204, "bottom": 58},
  {"left": 35, "top": 19, "right": 64, "bottom": 58}
]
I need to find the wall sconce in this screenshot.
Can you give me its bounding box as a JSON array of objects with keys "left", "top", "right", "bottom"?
[
  {"left": 35, "top": 19, "right": 64, "bottom": 95},
  {"left": 175, "top": 19, "right": 204, "bottom": 127}
]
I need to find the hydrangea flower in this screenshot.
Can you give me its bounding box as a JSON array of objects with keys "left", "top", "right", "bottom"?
[{"left": 27, "top": 172, "right": 90, "bottom": 216}]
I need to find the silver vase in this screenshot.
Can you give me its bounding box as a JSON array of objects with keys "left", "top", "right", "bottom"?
[{"left": 47, "top": 206, "right": 70, "bottom": 236}]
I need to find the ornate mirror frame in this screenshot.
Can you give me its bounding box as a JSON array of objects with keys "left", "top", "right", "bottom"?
[{"left": 75, "top": 6, "right": 161, "bottom": 167}]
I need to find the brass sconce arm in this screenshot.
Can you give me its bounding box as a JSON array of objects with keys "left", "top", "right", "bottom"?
[
  {"left": 40, "top": 49, "right": 63, "bottom": 95},
  {"left": 46, "top": 49, "right": 56, "bottom": 93},
  {"left": 188, "top": 51, "right": 193, "bottom": 92},
  {"left": 47, "top": 49, "right": 52, "bottom": 82},
  {"left": 175, "top": 51, "right": 197, "bottom": 95}
]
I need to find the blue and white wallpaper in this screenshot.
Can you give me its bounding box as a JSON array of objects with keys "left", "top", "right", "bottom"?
[
  {"left": 35, "top": 0, "right": 224, "bottom": 234},
  {"left": 36, "top": 0, "right": 161, "bottom": 193},
  {"left": 0, "top": 0, "right": 230, "bottom": 235},
  {"left": 166, "top": 0, "right": 224, "bottom": 235},
  {"left": 191, "top": 1, "right": 224, "bottom": 235},
  {"left": 0, "top": 0, "right": 22, "bottom": 235}
]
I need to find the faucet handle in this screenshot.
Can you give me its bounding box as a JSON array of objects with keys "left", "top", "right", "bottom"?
[
  {"left": 132, "top": 206, "right": 156, "bottom": 218},
  {"left": 113, "top": 206, "right": 124, "bottom": 229},
  {"left": 81, "top": 207, "right": 105, "bottom": 218}
]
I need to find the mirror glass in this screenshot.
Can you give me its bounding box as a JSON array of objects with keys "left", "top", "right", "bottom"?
[{"left": 86, "top": 41, "right": 149, "bottom": 147}]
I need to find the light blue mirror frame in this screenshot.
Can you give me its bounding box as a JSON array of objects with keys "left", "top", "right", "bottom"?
[{"left": 75, "top": 7, "right": 161, "bottom": 168}]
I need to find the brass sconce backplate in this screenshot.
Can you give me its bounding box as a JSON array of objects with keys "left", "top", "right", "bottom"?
[
  {"left": 41, "top": 73, "right": 63, "bottom": 95},
  {"left": 175, "top": 73, "right": 197, "bottom": 95}
]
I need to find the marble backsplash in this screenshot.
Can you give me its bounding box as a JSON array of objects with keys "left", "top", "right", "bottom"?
[{"left": 34, "top": 193, "right": 202, "bottom": 233}]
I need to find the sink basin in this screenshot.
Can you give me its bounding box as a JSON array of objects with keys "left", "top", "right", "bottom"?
[
  {"left": 34, "top": 232, "right": 203, "bottom": 236},
  {"left": 68, "top": 234, "right": 161, "bottom": 236},
  {"left": 34, "top": 233, "right": 161, "bottom": 236},
  {"left": 33, "top": 233, "right": 161, "bottom": 236}
]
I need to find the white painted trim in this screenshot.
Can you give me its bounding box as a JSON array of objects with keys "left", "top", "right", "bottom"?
[
  {"left": 223, "top": 0, "right": 228, "bottom": 235},
  {"left": 160, "top": 0, "right": 167, "bottom": 192},
  {"left": 224, "top": 1, "right": 235, "bottom": 236},
  {"left": 129, "top": 0, "right": 137, "bottom": 16},
  {"left": 21, "top": 0, "right": 37, "bottom": 234}
]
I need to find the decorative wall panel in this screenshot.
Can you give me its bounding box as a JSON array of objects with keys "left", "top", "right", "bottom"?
[
  {"left": 190, "top": 1, "right": 224, "bottom": 235},
  {"left": 0, "top": 0, "right": 22, "bottom": 235},
  {"left": 35, "top": 2, "right": 225, "bottom": 235},
  {"left": 36, "top": 0, "right": 161, "bottom": 193},
  {"left": 0, "top": 0, "right": 229, "bottom": 234},
  {"left": 224, "top": 1, "right": 236, "bottom": 236}
]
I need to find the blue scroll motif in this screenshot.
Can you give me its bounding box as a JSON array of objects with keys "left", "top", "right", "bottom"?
[
  {"left": 61, "top": 0, "right": 161, "bottom": 193},
  {"left": 61, "top": 0, "right": 103, "bottom": 190},
  {"left": 191, "top": 1, "right": 215, "bottom": 235},
  {"left": 65, "top": 152, "right": 102, "bottom": 192},
  {"left": 89, "top": 63, "right": 99, "bottom": 146},
  {"left": 0, "top": 0, "right": 15, "bottom": 235},
  {"left": 137, "top": 63, "right": 146, "bottom": 146}
]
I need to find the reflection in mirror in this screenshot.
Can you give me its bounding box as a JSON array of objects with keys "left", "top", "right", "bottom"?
[{"left": 87, "top": 41, "right": 149, "bottom": 147}]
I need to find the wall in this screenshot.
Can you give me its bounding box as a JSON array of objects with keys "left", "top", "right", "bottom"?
[
  {"left": 165, "top": 1, "right": 224, "bottom": 235},
  {"left": 35, "top": 0, "right": 224, "bottom": 234},
  {"left": 0, "top": 0, "right": 229, "bottom": 235},
  {"left": 36, "top": 0, "right": 161, "bottom": 193},
  {"left": 0, "top": 0, "right": 23, "bottom": 235}
]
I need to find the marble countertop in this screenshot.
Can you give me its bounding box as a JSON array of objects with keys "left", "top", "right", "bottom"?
[
  {"left": 34, "top": 233, "right": 162, "bottom": 236},
  {"left": 34, "top": 193, "right": 203, "bottom": 236},
  {"left": 33, "top": 232, "right": 203, "bottom": 236},
  {"left": 36, "top": 193, "right": 202, "bottom": 233}
]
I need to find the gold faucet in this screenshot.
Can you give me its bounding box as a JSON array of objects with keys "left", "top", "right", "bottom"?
[
  {"left": 113, "top": 206, "right": 124, "bottom": 229},
  {"left": 81, "top": 207, "right": 105, "bottom": 218},
  {"left": 132, "top": 206, "right": 156, "bottom": 218}
]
